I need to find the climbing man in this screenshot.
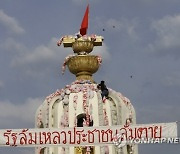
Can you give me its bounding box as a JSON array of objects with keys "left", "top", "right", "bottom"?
[{"left": 97, "top": 80, "right": 109, "bottom": 102}]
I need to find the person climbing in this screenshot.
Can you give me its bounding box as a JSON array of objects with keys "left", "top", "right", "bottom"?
[
  {"left": 77, "top": 113, "right": 93, "bottom": 127},
  {"left": 97, "top": 80, "right": 109, "bottom": 102}
]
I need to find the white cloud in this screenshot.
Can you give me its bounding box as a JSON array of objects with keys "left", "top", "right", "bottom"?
[
  {"left": 10, "top": 37, "right": 69, "bottom": 77},
  {"left": 162, "top": 72, "right": 180, "bottom": 87},
  {"left": 94, "top": 17, "right": 139, "bottom": 41},
  {"left": 93, "top": 42, "right": 110, "bottom": 61},
  {"left": 0, "top": 97, "right": 43, "bottom": 124},
  {"left": 10, "top": 37, "right": 110, "bottom": 77},
  {"left": 1, "top": 37, "right": 27, "bottom": 53},
  {"left": 0, "top": 9, "right": 25, "bottom": 34},
  {"left": 11, "top": 37, "right": 67, "bottom": 66},
  {"left": 149, "top": 14, "right": 180, "bottom": 56},
  {"left": 106, "top": 18, "right": 124, "bottom": 31}
]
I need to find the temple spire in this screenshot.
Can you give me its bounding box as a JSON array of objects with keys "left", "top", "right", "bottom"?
[{"left": 57, "top": 5, "right": 103, "bottom": 82}]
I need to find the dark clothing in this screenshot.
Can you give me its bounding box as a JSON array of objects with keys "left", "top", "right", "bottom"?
[
  {"left": 101, "top": 89, "right": 109, "bottom": 98},
  {"left": 77, "top": 114, "right": 93, "bottom": 127},
  {"left": 98, "top": 81, "right": 109, "bottom": 98}
]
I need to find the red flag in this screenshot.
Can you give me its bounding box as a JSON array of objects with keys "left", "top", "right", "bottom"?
[{"left": 80, "top": 4, "right": 89, "bottom": 36}]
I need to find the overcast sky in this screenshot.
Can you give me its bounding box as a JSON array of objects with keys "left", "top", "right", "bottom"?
[{"left": 0, "top": 0, "right": 180, "bottom": 153}]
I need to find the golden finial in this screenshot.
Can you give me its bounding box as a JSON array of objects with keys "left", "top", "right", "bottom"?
[{"left": 57, "top": 4, "right": 104, "bottom": 82}]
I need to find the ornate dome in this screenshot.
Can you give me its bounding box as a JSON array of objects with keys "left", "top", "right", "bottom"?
[
  {"left": 35, "top": 80, "right": 138, "bottom": 154},
  {"left": 35, "top": 33, "right": 138, "bottom": 154}
]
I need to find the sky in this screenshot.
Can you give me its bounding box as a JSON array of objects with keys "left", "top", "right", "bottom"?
[{"left": 0, "top": 0, "right": 180, "bottom": 153}]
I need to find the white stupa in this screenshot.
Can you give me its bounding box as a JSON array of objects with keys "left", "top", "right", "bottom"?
[{"left": 35, "top": 35, "right": 138, "bottom": 154}]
